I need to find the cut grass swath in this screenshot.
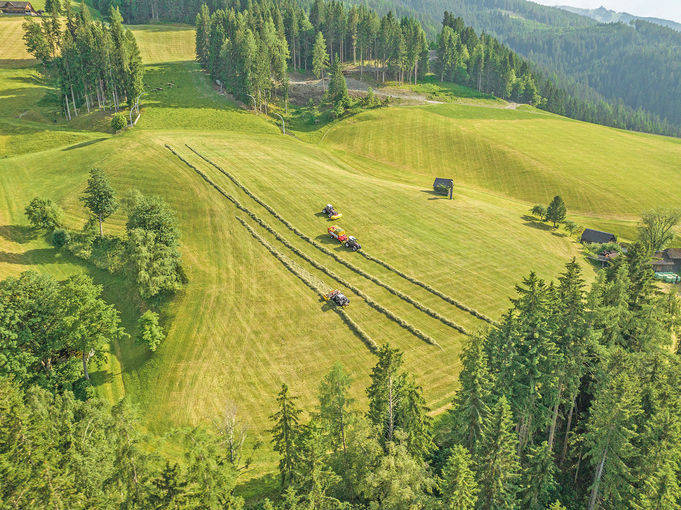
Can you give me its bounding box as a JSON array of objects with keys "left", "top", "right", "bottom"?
[
  {"left": 182, "top": 144, "right": 474, "bottom": 336},
  {"left": 236, "top": 216, "right": 378, "bottom": 353},
  {"left": 166, "top": 144, "right": 444, "bottom": 347},
  {"left": 356, "top": 251, "right": 499, "bottom": 326}
]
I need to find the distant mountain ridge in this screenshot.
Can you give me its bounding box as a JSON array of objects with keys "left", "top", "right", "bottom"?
[{"left": 558, "top": 5, "right": 681, "bottom": 32}]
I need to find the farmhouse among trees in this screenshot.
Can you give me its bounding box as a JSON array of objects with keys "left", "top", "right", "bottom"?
[
  {"left": 0, "top": 1, "right": 36, "bottom": 15},
  {"left": 652, "top": 248, "right": 681, "bottom": 273}
]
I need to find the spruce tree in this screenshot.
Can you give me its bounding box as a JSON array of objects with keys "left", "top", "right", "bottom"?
[
  {"left": 521, "top": 441, "right": 557, "bottom": 509},
  {"left": 327, "top": 54, "right": 349, "bottom": 107},
  {"left": 585, "top": 353, "right": 643, "bottom": 510},
  {"left": 312, "top": 31, "right": 329, "bottom": 91},
  {"left": 439, "top": 445, "right": 478, "bottom": 510},
  {"left": 269, "top": 383, "right": 303, "bottom": 487},
  {"left": 318, "top": 362, "right": 354, "bottom": 454},
  {"left": 449, "top": 335, "right": 494, "bottom": 453},
  {"left": 367, "top": 344, "right": 404, "bottom": 445},
  {"left": 476, "top": 396, "right": 521, "bottom": 510}
]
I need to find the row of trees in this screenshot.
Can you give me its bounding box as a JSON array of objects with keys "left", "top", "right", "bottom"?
[{"left": 23, "top": 5, "right": 144, "bottom": 120}]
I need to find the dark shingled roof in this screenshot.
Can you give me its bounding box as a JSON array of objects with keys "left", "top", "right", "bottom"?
[
  {"left": 0, "top": 1, "right": 33, "bottom": 7},
  {"left": 433, "top": 178, "right": 453, "bottom": 188},
  {"left": 581, "top": 228, "right": 617, "bottom": 244}
]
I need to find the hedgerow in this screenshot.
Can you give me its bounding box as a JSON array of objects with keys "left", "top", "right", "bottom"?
[
  {"left": 167, "top": 145, "right": 446, "bottom": 347},
  {"left": 235, "top": 216, "right": 378, "bottom": 353},
  {"left": 182, "top": 145, "right": 475, "bottom": 335}
]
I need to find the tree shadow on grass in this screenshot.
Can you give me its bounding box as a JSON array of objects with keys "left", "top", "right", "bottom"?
[
  {"left": 63, "top": 137, "right": 108, "bottom": 151},
  {"left": 89, "top": 369, "right": 115, "bottom": 388},
  {"left": 234, "top": 472, "right": 280, "bottom": 502},
  {"left": 521, "top": 215, "right": 553, "bottom": 231},
  {"left": 0, "top": 248, "right": 72, "bottom": 265},
  {"left": 0, "top": 224, "right": 38, "bottom": 244}
]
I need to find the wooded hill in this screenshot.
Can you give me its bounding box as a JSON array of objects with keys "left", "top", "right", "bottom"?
[
  {"left": 191, "top": 0, "right": 679, "bottom": 137},
  {"left": 353, "top": 0, "right": 681, "bottom": 136}
]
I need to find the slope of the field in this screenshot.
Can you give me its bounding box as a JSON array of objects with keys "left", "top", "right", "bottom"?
[
  {"left": 321, "top": 105, "right": 681, "bottom": 221},
  {"left": 2, "top": 21, "right": 679, "bottom": 475}
]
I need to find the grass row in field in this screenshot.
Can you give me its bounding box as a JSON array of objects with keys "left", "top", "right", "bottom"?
[
  {"left": 166, "top": 144, "right": 444, "bottom": 347},
  {"left": 184, "top": 144, "right": 480, "bottom": 333},
  {"left": 235, "top": 216, "right": 378, "bottom": 352},
  {"left": 357, "top": 250, "right": 498, "bottom": 326}
]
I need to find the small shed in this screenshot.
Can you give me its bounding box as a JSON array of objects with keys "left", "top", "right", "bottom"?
[
  {"left": 580, "top": 228, "right": 617, "bottom": 244},
  {"left": 433, "top": 178, "right": 453, "bottom": 199}
]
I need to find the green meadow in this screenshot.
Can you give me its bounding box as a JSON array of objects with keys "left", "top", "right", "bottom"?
[{"left": 1, "top": 19, "right": 680, "bottom": 480}]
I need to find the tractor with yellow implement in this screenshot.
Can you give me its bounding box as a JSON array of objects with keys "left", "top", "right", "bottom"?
[
  {"left": 324, "top": 289, "right": 350, "bottom": 306},
  {"left": 322, "top": 204, "right": 343, "bottom": 220}
]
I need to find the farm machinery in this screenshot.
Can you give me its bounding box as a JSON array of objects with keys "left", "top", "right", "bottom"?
[
  {"left": 328, "top": 225, "right": 348, "bottom": 242},
  {"left": 322, "top": 204, "right": 342, "bottom": 220},
  {"left": 344, "top": 236, "right": 361, "bottom": 251},
  {"left": 324, "top": 289, "right": 350, "bottom": 306}
]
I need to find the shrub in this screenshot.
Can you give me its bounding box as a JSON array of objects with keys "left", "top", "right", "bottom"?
[
  {"left": 530, "top": 205, "right": 546, "bottom": 221},
  {"left": 332, "top": 102, "right": 345, "bottom": 119},
  {"left": 111, "top": 113, "right": 127, "bottom": 132},
  {"left": 25, "top": 197, "right": 63, "bottom": 231},
  {"left": 136, "top": 310, "right": 165, "bottom": 351},
  {"left": 563, "top": 220, "right": 582, "bottom": 237},
  {"left": 51, "top": 228, "right": 70, "bottom": 248},
  {"left": 434, "top": 184, "right": 450, "bottom": 195},
  {"left": 365, "top": 87, "right": 376, "bottom": 107}
]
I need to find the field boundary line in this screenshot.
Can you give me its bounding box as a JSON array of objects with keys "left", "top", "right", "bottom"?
[
  {"left": 166, "top": 144, "right": 446, "bottom": 347},
  {"left": 185, "top": 144, "right": 495, "bottom": 328}
]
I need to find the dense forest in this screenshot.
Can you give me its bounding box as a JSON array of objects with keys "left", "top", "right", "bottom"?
[
  {"left": 364, "top": 0, "right": 681, "bottom": 135},
  {"left": 23, "top": 3, "right": 144, "bottom": 120},
  {"left": 192, "top": 0, "right": 680, "bottom": 137},
  {"left": 3, "top": 244, "right": 680, "bottom": 508}
]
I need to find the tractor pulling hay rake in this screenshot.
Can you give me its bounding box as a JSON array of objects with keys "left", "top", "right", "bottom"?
[{"left": 324, "top": 289, "right": 350, "bottom": 307}]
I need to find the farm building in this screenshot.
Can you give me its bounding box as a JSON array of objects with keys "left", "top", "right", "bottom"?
[
  {"left": 433, "top": 178, "right": 454, "bottom": 199},
  {"left": 580, "top": 228, "right": 617, "bottom": 244},
  {"left": 433, "top": 178, "right": 453, "bottom": 191},
  {"left": 0, "top": 1, "right": 36, "bottom": 14},
  {"left": 652, "top": 248, "right": 681, "bottom": 273}
]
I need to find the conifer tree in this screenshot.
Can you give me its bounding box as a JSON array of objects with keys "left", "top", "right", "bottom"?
[
  {"left": 475, "top": 396, "right": 521, "bottom": 510},
  {"left": 585, "top": 352, "right": 643, "bottom": 510},
  {"left": 521, "top": 441, "right": 557, "bottom": 509},
  {"left": 312, "top": 31, "right": 329, "bottom": 91},
  {"left": 449, "top": 335, "right": 494, "bottom": 453},
  {"left": 367, "top": 344, "right": 404, "bottom": 445},
  {"left": 327, "top": 54, "right": 349, "bottom": 107},
  {"left": 270, "top": 383, "right": 303, "bottom": 487},
  {"left": 439, "top": 445, "right": 478, "bottom": 510}
]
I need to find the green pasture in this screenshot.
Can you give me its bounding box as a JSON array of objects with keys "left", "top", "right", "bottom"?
[{"left": 1, "top": 20, "right": 680, "bottom": 483}]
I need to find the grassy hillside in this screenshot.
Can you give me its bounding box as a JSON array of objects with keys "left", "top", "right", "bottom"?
[
  {"left": 1, "top": 21, "right": 680, "bottom": 484},
  {"left": 321, "top": 105, "right": 681, "bottom": 220}
]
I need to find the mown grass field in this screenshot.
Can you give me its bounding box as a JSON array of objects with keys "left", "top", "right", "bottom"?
[{"left": 2, "top": 20, "right": 681, "bottom": 483}]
